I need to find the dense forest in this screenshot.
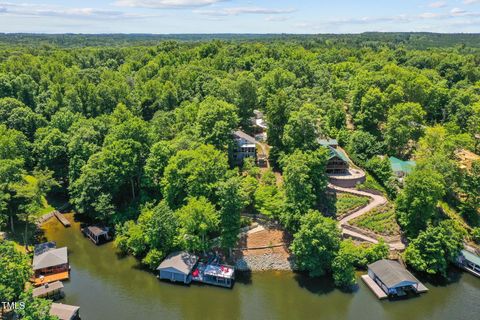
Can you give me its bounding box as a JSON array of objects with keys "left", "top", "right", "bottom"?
[{"left": 0, "top": 33, "right": 479, "bottom": 317}]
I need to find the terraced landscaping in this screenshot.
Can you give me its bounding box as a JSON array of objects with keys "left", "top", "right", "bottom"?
[
  {"left": 335, "top": 193, "right": 370, "bottom": 217},
  {"left": 350, "top": 204, "right": 400, "bottom": 237}
]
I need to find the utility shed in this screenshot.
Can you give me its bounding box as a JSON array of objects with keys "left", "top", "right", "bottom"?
[
  {"left": 367, "top": 259, "right": 428, "bottom": 297},
  {"left": 50, "top": 303, "right": 80, "bottom": 320},
  {"left": 157, "top": 252, "right": 198, "bottom": 284}
]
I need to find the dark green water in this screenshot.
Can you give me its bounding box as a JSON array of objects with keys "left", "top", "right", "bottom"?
[{"left": 43, "top": 215, "right": 480, "bottom": 320}]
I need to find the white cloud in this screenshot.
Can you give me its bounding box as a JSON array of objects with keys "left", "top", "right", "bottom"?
[
  {"left": 463, "top": 0, "right": 480, "bottom": 5},
  {"left": 0, "top": 2, "right": 152, "bottom": 19},
  {"left": 265, "top": 15, "right": 289, "bottom": 22},
  {"left": 195, "top": 6, "right": 295, "bottom": 16},
  {"left": 428, "top": 1, "right": 447, "bottom": 8},
  {"left": 451, "top": 7, "right": 467, "bottom": 15},
  {"left": 419, "top": 12, "right": 441, "bottom": 18},
  {"left": 114, "top": 0, "right": 225, "bottom": 8}
]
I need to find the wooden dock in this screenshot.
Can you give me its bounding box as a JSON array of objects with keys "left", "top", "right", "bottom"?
[
  {"left": 361, "top": 275, "right": 388, "bottom": 299},
  {"left": 33, "top": 271, "right": 70, "bottom": 286},
  {"left": 54, "top": 211, "right": 70, "bottom": 227},
  {"left": 416, "top": 282, "right": 429, "bottom": 293}
]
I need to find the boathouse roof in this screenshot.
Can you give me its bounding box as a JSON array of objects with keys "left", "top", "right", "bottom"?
[
  {"left": 86, "top": 226, "right": 109, "bottom": 237},
  {"left": 157, "top": 251, "right": 198, "bottom": 275},
  {"left": 461, "top": 250, "right": 480, "bottom": 266},
  {"left": 32, "top": 281, "right": 64, "bottom": 298},
  {"left": 34, "top": 241, "right": 57, "bottom": 256},
  {"left": 33, "top": 247, "right": 68, "bottom": 270},
  {"left": 368, "top": 259, "right": 420, "bottom": 288},
  {"left": 50, "top": 303, "right": 80, "bottom": 320}
]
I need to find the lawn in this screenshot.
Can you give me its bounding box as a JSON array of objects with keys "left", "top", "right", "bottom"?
[
  {"left": 350, "top": 204, "right": 400, "bottom": 236},
  {"left": 335, "top": 193, "right": 370, "bottom": 216},
  {"left": 23, "top": 175, "right": 55, "bottom": 218},
  {"left": 6, "top": 175, "right": 56, "bottom": 252},
  {"left": 355, "top": 173, "right": 387, "bottom": 196}
]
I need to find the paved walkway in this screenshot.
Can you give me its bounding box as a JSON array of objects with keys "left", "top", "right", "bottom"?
[{"left": 329, "top": 183, "right": 405, "bottom": 251}]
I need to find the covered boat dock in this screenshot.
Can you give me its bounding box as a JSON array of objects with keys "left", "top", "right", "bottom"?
[
  {"left": 32, "top": 281, "right": 64, "bottom": 299},
  {"left": 456, "top": 249, "right": 480, "bottom": 277},
  {"left": 364, "top": 259, "right": 428, "bottom": 299},
  {"left": 83, "top": 226, "right": 111, "bottom": 245}
]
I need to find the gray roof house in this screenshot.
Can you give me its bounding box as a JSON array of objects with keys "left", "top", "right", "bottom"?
[
  {"left": 366, "top": 260, "right": 428, "bottom": 297},
  {"left": 33, "top": 247, "right": 68, "bottom": 271},
  {"left": 157, "top": 251, "right": 198, "bottom": 284}
]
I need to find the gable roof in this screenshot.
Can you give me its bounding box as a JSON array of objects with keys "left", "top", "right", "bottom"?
[
  {"left": 368, "top": 260, "right": 419, "bottom": 288},
  {"left": 157, "top": 251, "right": 198, "bottom": 275},
  {"left": 34, "top": 241, "right": 57, "bottom": 256},
  {"left": 33, "top": 247, "right": 68, "bottom": 270},
  {"left": 234, "top": 130, "right": 257, "bottom": 144},
  {"left": 327, "top": 146, "right": 349, "bottom": 163},
  {"left": 389, "top": 156, "right": 416, "bottom": 174},
  {"left": 461, "top": 250, "right": 480, "bottom": 266},
  {"left": 86, "top": 226, "right": 109, "bottom": 237}
]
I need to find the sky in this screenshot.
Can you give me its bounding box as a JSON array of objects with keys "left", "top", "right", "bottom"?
[{"left": 0, "top": 0, "right": 479, "bottom": 34}]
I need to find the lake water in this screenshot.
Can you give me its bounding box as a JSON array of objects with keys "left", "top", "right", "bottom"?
[{"left": 42, "top": 214, "right": 480, "bottom": 320}]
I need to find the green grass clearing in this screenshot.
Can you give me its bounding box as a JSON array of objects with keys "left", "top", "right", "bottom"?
[
  {"left": 350, "top": 204, "right": 400, "bottom": 236},
  {"left": 355, "top": 173, "right": 387, "bottom": 196}
]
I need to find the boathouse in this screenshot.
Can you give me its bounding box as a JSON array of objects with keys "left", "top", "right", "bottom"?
[
  {"left": 456, "top": 249, "right": 480, "bottom": 277},
  {"left": 366, "top": 260, "right": 428, "bottom": 297},
  {"left": 50, "top": 303, "right": 80, "bottom": 320},
  {"left": 157, "top": 251, "right": 198, "bottom": 284},
  {"left": 83, "top": 226, "right": 111, "bottom": 245},
  {"left": 32, "top": 281, "right": 64, "bottom": 299},
  {"left": 32, "top": 243, "right": 69, "bottom": 285}
]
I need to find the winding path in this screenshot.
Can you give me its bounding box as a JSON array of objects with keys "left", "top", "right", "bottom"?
[{"left": 329, "top": 183, "right": 405, "bottom": 251}]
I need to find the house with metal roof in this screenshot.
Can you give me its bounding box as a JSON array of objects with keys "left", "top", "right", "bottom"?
[
  {"left": 232, "top": 130, "right": 257, "bottom": 165},
  {"left": 365, "top": 259, "right": 428, "bottom": 298},
  {"left": 456, "top": 249, "right": 480, "bottom": 277},
  {"left": 157, "top": 251, "right": 199, "bottom": 284},
  {"left": 325, "top": 146, "right": 349, "bottom": 174}
]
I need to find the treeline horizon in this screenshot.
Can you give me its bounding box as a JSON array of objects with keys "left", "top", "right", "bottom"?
[{"left": 1, "top": 32, "right": 480, "bottom": 49}]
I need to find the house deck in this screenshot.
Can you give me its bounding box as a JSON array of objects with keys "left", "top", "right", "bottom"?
[
  {"left": 33, "top": 271, "right": 70, "bottom": 286},
  {"left": 54, "top": 211, "right": 70, "bottom": 227},
  {"left": 361, "top": 275, "right": 388, "bottom": 299}
]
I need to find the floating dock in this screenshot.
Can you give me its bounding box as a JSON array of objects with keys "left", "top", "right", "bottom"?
[
  {"left": 54, "top": 211, "right": 70, "bottom": 227},
  {"left": 361, "top": 275, "right": 388, "bottom": 299}
]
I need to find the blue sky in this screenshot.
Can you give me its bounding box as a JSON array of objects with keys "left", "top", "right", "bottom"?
[{"left": 0, "top": 0, "right": 479, "bottom": 33}]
